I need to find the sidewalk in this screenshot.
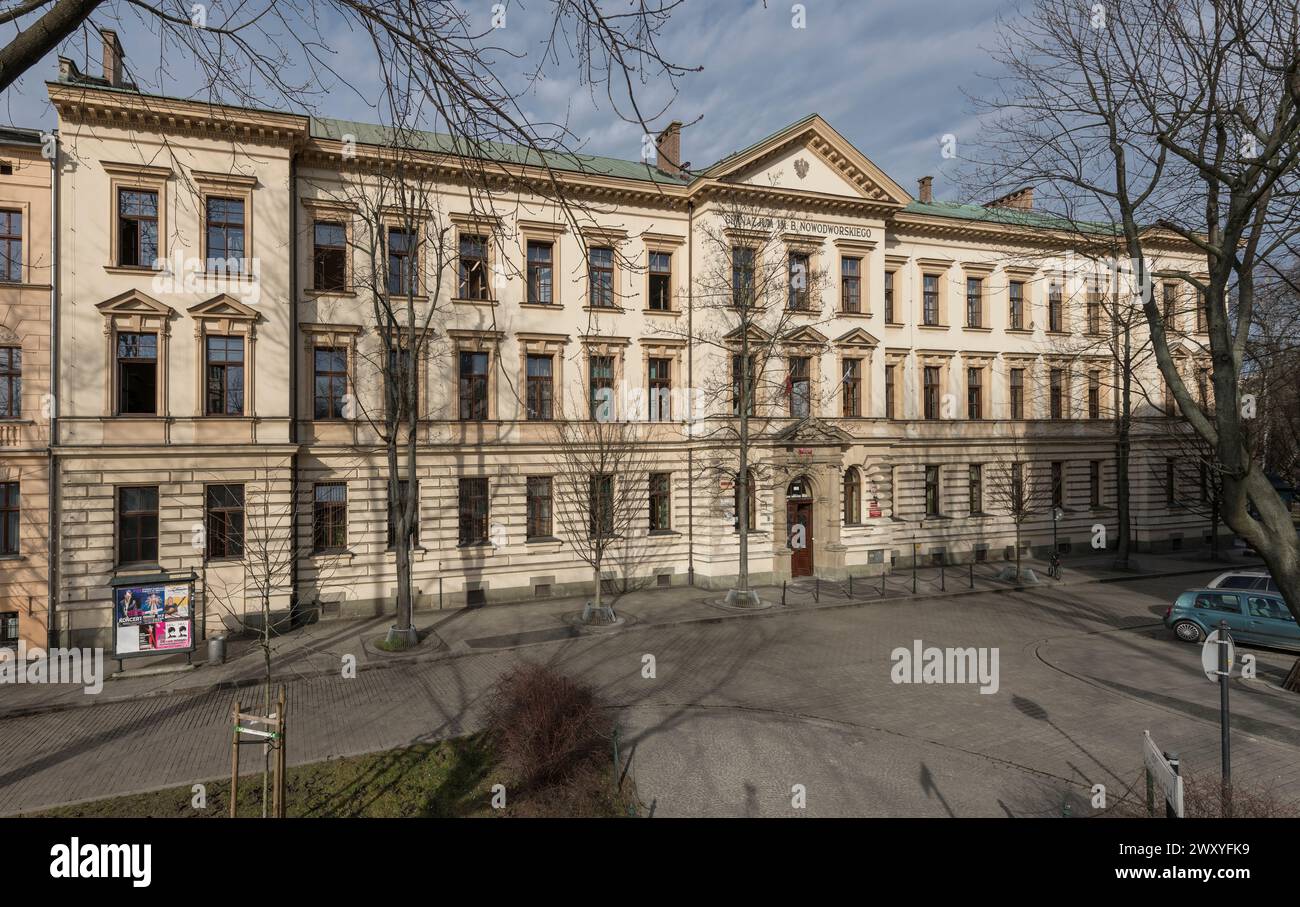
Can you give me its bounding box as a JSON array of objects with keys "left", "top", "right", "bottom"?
[{"left": 0, "top": 547, "right": 1258, "bottom": 718}]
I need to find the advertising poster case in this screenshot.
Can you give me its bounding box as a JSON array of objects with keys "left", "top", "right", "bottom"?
[{"left": 112, "top": 575, "right": 196, "bottom": 659}]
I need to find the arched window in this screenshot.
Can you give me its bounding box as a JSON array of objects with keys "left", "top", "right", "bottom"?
[
  {"left": 734, "top": 469, "right": 756, "bottom": 533},
  {"left": 843, "top": 467, "right": 861, "bottom": 525}
]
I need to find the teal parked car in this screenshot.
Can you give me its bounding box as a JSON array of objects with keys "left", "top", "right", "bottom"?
[{"left": 1165, "top": 588, "right": 1300, "bottom": 652}]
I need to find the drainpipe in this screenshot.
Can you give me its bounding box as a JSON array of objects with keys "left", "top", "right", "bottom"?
[
  {"left": 686, "top": 199, "right": 695, "bottom": 586},
  {"left": 288, "top": 155, "right": 301, "bottom": 624},
  {"left": 47, "top": 131, "right": 60, "bottom": 648}
]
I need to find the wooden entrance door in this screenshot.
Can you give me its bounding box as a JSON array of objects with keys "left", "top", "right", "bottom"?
[{"left": 788, "top": 500, "right": 814, "bottom": 577}]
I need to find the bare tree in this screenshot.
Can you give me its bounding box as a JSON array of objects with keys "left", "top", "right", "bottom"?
[
  {"left": 984, "top": 458, "right": 1055, "bottom": 581},
  {"left": 549, "top": 416, "right": 656, "bottom": 619},
  {"left": 669, "top": 195, "right": 836, "bottom": 604},
  {"left": 973, "top": 0, "right": 1300, "bottom": 621}
]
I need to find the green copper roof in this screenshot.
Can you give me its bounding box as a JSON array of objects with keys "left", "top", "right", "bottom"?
[
  {"left": 311, "top": 116, "right": 690, "bottom": 186},
  {"left": 904, "top": 199, "right": 1121, "bottom": 235}
]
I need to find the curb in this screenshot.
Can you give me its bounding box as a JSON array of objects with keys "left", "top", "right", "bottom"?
[{"left": 0, "top": 560, "right": 1259, "bottom": 721}]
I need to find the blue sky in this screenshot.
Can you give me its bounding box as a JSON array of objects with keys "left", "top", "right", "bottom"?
[{"left": 0, "top": 0, "right": 1016, "bottom": 202}]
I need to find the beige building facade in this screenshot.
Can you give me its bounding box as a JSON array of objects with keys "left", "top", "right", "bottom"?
[
  {"left": 40, "top": 46, "right": 1216, "bottom": 648},
  {"left": 0, "top": 127, "right": 53, "bottom": 649}
]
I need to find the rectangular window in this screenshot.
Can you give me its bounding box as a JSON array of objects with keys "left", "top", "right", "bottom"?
[
  {"left": 0, "top": 346, "right": 20, "bottom": 418},
  {"left": 526, "top": 240, "right": 553, "bottom": 304},
  {"left": 1088, "top": 370, "right": 1101, "bottom": 419},
  {"left": 842, "top": 359, "right": 861, "bottom": 417},
  {"left": 205, "top": 196, "right": 245, "bottom": 274},
  {"left": 1048, "top": 283, "right": 1063, "bottom": 332},
  {"left": 589, "top": 246, "right": 614, "bottom": 307},
  {"left": 731, "top": 354, "right": 756, "bottom": 417},
  {"left": 923, "top": 366, "right": 940, "bottom": 420},
  {"left": 118, "top": 486, "right": 159, "bottom": 564},
  {"left": 1162, "top": 284, "right": 1177, "bottom": 331},
  {"left": 1009, "top": 280, "right": 1024, "bottom": 329},
  {"left": 787, "top": 252, "right": 811, "bottom": 310},
  {"left": 1049, "top": 368, "right": 1064, "bottom": 419},
  {"left": 966, "top": 277, "right": 983, "bottom": 327},
  {"left": 1051, "top": 461, "right": 1064, "bottom": 509},
  {"left": 526, "top": 476, "right": 552, "bottom": 540},
  {"left": 924, "top": 465, "right": 940, "bottom": 517},
  {"left": 525, "top": 354, "right": 553, "bottom": 421},
  {"left": 1010, "top": 368, "right": 1025, "bottom": 419},
  {"left": 458, "top": 351, "right": 489, "bottom": 421},
  {"left": 0, "top": 209, "right": 21, "bottom": 281},
  {"left": 204, "top": 335, "right": 245, "bottom": 416},
  {"left": 966, "top": 367, "right": 982, "bottom": 419},
  {"left": 1087, "top": 289, "right": 1101, "bottom": 334},
  {"left": 458, "top": 233, "right": 490, "bottom": 300},
  {"left": 1011, "top": 462, "right": 1025, "bottom": 509},
  {"left": 116, "top": 191, "right": 157, "bottom": 269},
  {"left": 885, "top": 363, "right": 896, "bottom": 419},
  {"left": 0, "top": 482, "right": 17, "bottom": 555},
  {"left": 386, "top": 227, "right": 416, "bottom": 296},
  {"left": 312, "top": 483, "right": 347, "bottom": 552},
  {"left": 313, "top": 221, "right": 347, "bottom": 291},
  {"left": 732, "top": 247, "right": 755, "bottom": 308},
  {"left": 841, "top": 257, "right": 861, "bottom": 313},
  {"left": 884, "top": 271, "right": 896, "bottom": 323},
  {"left": 968, "top": 464, "right": 982, "bottom": 515},
  {"left": 205, "top": 484, "right": 244, "bottom": 559},
  {"left": 386, "top": 479, "right": 419, "bottom": 548},
  {"left": 589, "top": 474, "right": 614, "bottom": 538},
  {"left": 589, "top": 354, "right": 614, "bottom": 420},
  {"left": 0, "top": 611, "right": 16, "bottom": 646},
  {"left": 649, "top": 472, "right": 671, "bottom": 531},
  {"left": 649, "top": 251, "right": 672, "bottom": 310},
  {"left": 922, "top": 274, "right": 940, "bottom": 325},
  {"left": 1166, "top": 458, "right": 1176, "bottom": 507},
  {"left": 1197, "top": 367, "right": 1209, "bottom": 408},
  {"left": 648, "top": 357, "right": 672, "bottom": 421},
  {"left": 388, "top": 347, "right": 417, "bottom": 419},
  {"left": 788, "top": 357, "right": 811, "bottom": 417},
  {"left": 1196, "top": 288, "right": 1207, "bottom": 333},
  {"left": 1089, "top": 461, "right": 1101, "bottom": 508},
  {"left": 314, "top": 347, "right": 348, "bottom": 420},
  {"left": 117, "top": 332, "right": 158, "bottom": 415}
]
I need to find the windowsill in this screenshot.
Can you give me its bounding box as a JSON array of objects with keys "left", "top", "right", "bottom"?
[
  {"left": 837, "top": 310, "right": 871, "bottom": 318},
  {"left": 386, "top": 292, "right": 429, "bottom": 302},
  {"left": 643, "top": 308, "right": 679, "bottom": 315},
  {"left": 205, "top": 556, "right": 244, "bottom": 565},
  {"left": 458, "top": 541, "right": 495, "bottom": 549},
  {"left": 201, "top": 271, "right": 256, "bottom": 283},
  {"left": 114, "top": 563, "right": 162, "bottom": 573},
  {"left": 519, "top": 302, "right": 561, "bottom": 310},
  {"left": 0, "top": 554, "right": 25, "bottom": 561},
  {"left": 199, "top": 414, "right": 252, "bottom": 419},
  {"left": 0, "top": 281, "right": 52, "bottom": 291},
  {"left": 305, "top": 288, "right": 356, "bottom": 298},
  {"left": 452, "top": 297, "right": 498, "bottom": 306},
  {"left": 104, "top": 264, "right": 161, "bottom": 276},
  {"left": 1005, "top": 327, "right": 1032, "bottom": 334},
  {"left": 1045, "top": 330, "right": 1070, "bottom": 336},
  {"left": 917, "top": 323, "right": 949, "bottom": 330},
  {"left": 525, "top": 536, "right": 561, "bottom": 545},
  {"left": 583, "top": 305, "right": 625, "bottom": 314},
  {"left": 112, "top": 413, "right": 165, "bottom": 419},
  {"left": 964, "top": 325, "right": 992, "bottom": 332},
  {"left": 0, "top": 418, "right": 33, "bottom": 425},
  {"left": 648, "top": 529, "right": 679, "bottom": 537},
  {"left": 883, "top": 321, "right": 904, "bottom": 328},
  {"left": 311, "top": 549, "right": 353, "bottom": 560}
]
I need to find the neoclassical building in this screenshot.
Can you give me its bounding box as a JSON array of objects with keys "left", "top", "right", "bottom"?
[{"left": 23, "top": 37, "right": 1218, "bottom": 647}]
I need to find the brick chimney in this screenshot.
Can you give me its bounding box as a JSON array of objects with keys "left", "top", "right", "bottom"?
[
  {"left": 101, "top": 28, "right": 123, "bottom": 87},
  {"left": 985, "top": 186, "right": 1034, "bottom": 211},
  {"left": 655, "top": 121, "right": 683, "bottom": 177},
  {"left": 917, "top": 175, "right": 933, "bottom": 204}
]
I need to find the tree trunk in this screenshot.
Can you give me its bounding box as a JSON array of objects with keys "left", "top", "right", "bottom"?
[{"left": 1113, "top": 323, "right": 1133, "bottom": 569}]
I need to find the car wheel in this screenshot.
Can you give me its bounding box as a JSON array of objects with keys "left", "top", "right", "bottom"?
[{"left": 1173, "top": 620, "right": 1203, "bottom": 643}]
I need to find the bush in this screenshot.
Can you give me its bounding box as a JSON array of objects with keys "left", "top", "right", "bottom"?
[
  {"left": 485, "top": 662, "right": 612, "bottom": 792},
  {"left": 1106, "top": 770, "right": 1300, "bottom": 818}
]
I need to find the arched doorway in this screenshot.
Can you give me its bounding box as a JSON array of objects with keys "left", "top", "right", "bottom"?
[{"left": 787, "top": 476, "right": 814, "bottom": 577}]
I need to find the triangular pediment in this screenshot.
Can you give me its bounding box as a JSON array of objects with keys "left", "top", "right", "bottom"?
[
  {"left": 834, "top": 327, "right": 880, "bottom": 348},
  {"left": 96, "top": 289, "right": 176, "bottom": 317},
  {"left": 187, "top": 293, "right": 260, "bottom": 321},
  {"left": 704, "top": 115, "right": 910, "bottom": 207},
  {"left": 782, "top": 325, "right": 829, "bottom": 345},
  {"left": 772, "top": 417, "right": 856, "bottom": 444},
  {"left": 722, "top": 324, "right": 773, "bottom": 344}
]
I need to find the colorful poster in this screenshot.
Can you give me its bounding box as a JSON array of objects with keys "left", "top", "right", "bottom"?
[{"left": 113, "top": 580, "right": 195, "bottom": 658}]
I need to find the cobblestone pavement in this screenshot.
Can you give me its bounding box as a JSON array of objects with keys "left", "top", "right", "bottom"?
[{"left": 1, "top": 568, "right": 1296, "bottom": 816}]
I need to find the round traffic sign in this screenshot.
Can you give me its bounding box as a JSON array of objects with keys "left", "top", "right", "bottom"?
[{"left": 1201, "top": 629, "right": 1235, "bottom": 682}]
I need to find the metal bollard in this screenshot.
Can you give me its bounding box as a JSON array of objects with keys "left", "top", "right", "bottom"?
[{"left": 207, "top": 635, "right": 226, "bottom": 666}]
